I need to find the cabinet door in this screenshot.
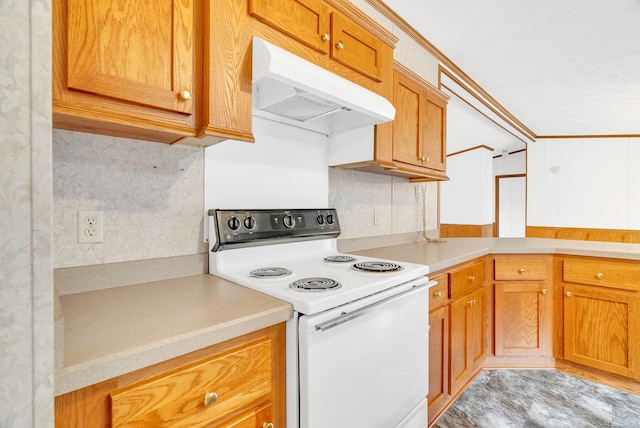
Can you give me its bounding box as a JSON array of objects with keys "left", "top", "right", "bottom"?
[
  {"left": 450, "top": 295, "right": 471, "bottom": 393},
  {"left": 494, "top": 283, "right": 552, "bottom": 356},
  {"left": 428, "top": 305, "right": 449, "bottom": 424},
  {"left": 392, "top": 70, "right": 424, "bottom": 167},
  {"left": 423, "top": 91, "right": 447, "bottom": 172},
  {"left": 66, "top": 0, "right": 195, "bottom": 114},
  {"left": 469, "top": 287, "right": 487, "bottom": 369},
  {"left": 249, "top": 0, "right": 330, "bottom": 54},
  {"left": 330, "top": 12, "right": 385, "bottom": 82},
  {"left": 564, "top": 285, "right": 640, "bottom": 379}
]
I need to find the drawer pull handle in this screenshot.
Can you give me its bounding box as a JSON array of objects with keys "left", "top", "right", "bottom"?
[
  {"left": 566, "top": 291, "right": 572, "bottom": 297},
  {"left": 322, "top": 33, "right": 330, "bottom": 41},
  {"left": 179, "top": 89, "right": 192, "bottom": 101},
  {"left": 336, "top": 40, "right": 344, "bottom": 50},
  {"left": 541, "top": 289, "right": 548, "bottom": 295},
  {"left": 203, "top": 392, "right": 218, "bottom": 407},
  {"left": 468, "top": 275, "right": 475, "bottom": 281},
  {"left": 596, "top": 273, "right": 604, "bottom": 279},
  {"left": 433, "top": 291, "right": 443, "bottom": 299},
  {"left": 519, "top": 268, "right": 526, "bottom": 274},
  {"left": 263, "top": 424, "right": 275, "bottom": 428}
]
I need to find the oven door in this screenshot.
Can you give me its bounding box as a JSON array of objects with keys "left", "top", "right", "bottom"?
[{"left": 298, "top": 278, "right": 431, "bottom": 428}]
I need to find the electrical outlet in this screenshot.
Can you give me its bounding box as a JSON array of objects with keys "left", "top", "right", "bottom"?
[
  {"left": 415, "top": 185, "right": 421, "bottom": 199},
  {"left": 78, "top": 210, "right": 103, "bottom": 243},
  {"left": 374, "top": 209, "right": 380, "bottom": 225}
]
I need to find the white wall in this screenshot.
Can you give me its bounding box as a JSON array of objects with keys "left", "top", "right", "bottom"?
[
  {"left": 0, "top": 0, "right": 54, "bottom": 425},
  {"left": 494, "top": 150, "right": 526, "bottom": 176},
  {"left": 441, "top": 148, "right": 494, "bottom": 225},
  {"left": 528, "top": 138, "right": 640, "bottom": 229}
]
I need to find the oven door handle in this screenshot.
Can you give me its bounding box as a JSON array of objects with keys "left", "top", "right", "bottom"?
[{"left": 314, "top": 281, "right": 432, "bottom": 332}]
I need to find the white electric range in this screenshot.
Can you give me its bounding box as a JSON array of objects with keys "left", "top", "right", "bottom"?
[{"left": 208, "top": 208, "right": 434, "bottom": 428}]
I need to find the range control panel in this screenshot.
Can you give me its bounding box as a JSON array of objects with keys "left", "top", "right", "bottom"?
[{"left": 210, "top": 208, "right": 340, "bottom": 251}]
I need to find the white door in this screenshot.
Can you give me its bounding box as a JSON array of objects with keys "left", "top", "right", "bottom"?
[{"left": 498, "top": 175, "right": 526, "bottom": 237}]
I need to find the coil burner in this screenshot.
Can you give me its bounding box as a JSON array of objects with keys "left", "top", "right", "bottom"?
[
  {"left": 250, "top": 267, "right": 292, "bottom": 278},
  {"left": 323, "top": 255, "right": 357, "bottom": 263},
  {"left": 289, "top": 277, "right": 342, "bottom": 292},
  {"left": 352, "top": 261, "right": 404, "bottom": 273}
]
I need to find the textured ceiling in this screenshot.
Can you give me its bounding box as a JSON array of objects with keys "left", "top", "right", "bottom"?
[{"left": 384, "top": 0, "right": 640, "bottom": 137}]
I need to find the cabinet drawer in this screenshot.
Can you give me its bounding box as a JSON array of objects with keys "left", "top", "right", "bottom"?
[
  {"left": 563, "top": 257, "right": 640, "bottom": 291},
  {"left": 110, "top": 339, "right": 272, "bottom": 427},
  {"left": 494, "top": 255, "right": 548, "bottom": 281},
  {"left": 450, "top": 259, "right": 486, "bottom": 300},
  {"left": 429, "top": 273, "right": 449, "bottom": 311}
]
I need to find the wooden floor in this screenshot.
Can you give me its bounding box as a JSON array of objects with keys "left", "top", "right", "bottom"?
[{"left": 433, "top": 369, "right": 640, "bottom": 428}]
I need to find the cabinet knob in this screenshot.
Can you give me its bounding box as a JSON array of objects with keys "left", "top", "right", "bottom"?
[
  {"left": 541, "top": 289, "right": 548, "bottom": 295},
  {"left": 263, "top": 424, "right": 275, "bottom": 428},
  {"left": 596, "top": 273, "right": 604, "bottom": 279},
  {"left": 203, "top": 392, "right": 218, "bottom": 407},
  {"left": 468, "top": 275, "right": 475, "bottom": 281},
  {"left": 322, "top": 33, "right": 330, "bottom": 41},
  {"left": 467, "top": 300, "right": 473, "bottom": 306},
  {"left": 566, "top": 291, "right": 572, "bottom": 297},
  {"left": 179, "top": 89, "right": 192, "bottom": 101},
  {"left": 433, "top": 291, "right": 443, "bottom": 299},
  {"left": 335, "top": 40, "right": 344, "bottom": 50},
  {"left": 519, "top": 268, "right": 526, "bottom": 274},
  {"left": 426, "top": 157, "right": 430, "bottom": 162}
]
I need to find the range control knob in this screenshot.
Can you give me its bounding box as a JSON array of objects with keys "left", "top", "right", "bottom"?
[
  {"left": 326, "top": 214, "right": 334, "bottom": 225},
  {"left": 316, "top": 214, "right": 325, "bottom": 225},
  {"left": 243, "top": 216, "right": 256, "bottom": 230},
  {"left": 227, "top": 216, "right": 240, "bottom": 231},
  {"left": 283, "top": 214, "right": 296, "bottom": 229}
]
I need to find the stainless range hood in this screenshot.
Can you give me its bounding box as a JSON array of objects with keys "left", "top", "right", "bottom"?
[{"left": 252, "top": 37, "right": 395, "bottom": 135}]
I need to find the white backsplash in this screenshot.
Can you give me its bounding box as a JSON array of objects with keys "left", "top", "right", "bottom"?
[
  {"left": 53, "top": 130, "right": 207, "bottom": 268},
  {"left": 53, "top": 126, "right": 437, "bottom": 268}
]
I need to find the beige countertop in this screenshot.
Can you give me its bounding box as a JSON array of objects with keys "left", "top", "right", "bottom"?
[
  {"left": 352, "top": 237, "right": 640, "bottom": 273},
  {"left": 55, "top": 274, "right": 292, "bottom": 396}
]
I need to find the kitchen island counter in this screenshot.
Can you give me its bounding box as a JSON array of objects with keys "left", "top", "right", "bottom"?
[
  {"left": 348, "top": 237, "right": 640, "bottom": 273},
  {"left": 55, "top": 274, "right": 292, "bottom": 396}
]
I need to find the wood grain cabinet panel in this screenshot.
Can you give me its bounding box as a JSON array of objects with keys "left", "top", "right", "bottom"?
[
  {"left": 494, "top": 255, "right": 548, "bottom": 281},
  {"left": 563, "top": 256, "right": 640, "bottom": 291},
  {"left": 563, "top": 284, "right": 640, "bottom": 380},
  {"left": 249, "top": 0, "right": 331, "bottom": 54},
  {"left": 428, "top": 304, "right": 449, "bottom": 425},
  {"left": 450, "top": 286, "right": 486, "bottom": 394},
  {"left": 494, "top": 283, "right": 552, "bottom": 356},
  {"left": 330, "top": 12, "right": 386, "bottom": 81},
  {"left": 110, "top": 339, "right": 271, "bottom": 427},
  {"left": 389, "top": 65, "right": 449, "bottom": 181},
  {"left": 55, "top": 325, "right": 285, "bottom": 428},
  {"left": 450, "top": 259, "right": 486, "bottom": 300},
  {"left": 53, "top": 0, "right": 201, "bottom": 143}
]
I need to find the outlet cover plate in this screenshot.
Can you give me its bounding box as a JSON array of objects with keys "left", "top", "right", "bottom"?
[{"left": 78, "top": 210, "right": 103, "bottom": 243}]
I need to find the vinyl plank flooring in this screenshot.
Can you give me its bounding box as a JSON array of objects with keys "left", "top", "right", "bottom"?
[{"left": 434, "top": 370, "right": 640, "bottom": 428}]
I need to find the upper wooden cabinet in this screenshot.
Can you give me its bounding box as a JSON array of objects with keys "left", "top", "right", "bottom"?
[
  {"left": 53, "top": 0, "right": 202, "bottom": 144},
  {"left": 330, "top": 12, "right": 386, "bottom": 81},
  {"left": 249, "top": 0, "right": 331, "bottom": 54},
  {"left": 391, "top": 64, "right": 448, "bottom": 180}
]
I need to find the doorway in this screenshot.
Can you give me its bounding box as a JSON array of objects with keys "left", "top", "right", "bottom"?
[{"left": 495, "top": 174, "right": 526, "bottom": 237}]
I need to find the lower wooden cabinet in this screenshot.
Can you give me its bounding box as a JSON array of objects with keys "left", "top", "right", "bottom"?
[
  {"left": 450, "top": 286, "right": 486, "bottom": 393},
  {"left": 55, "top": 324, "right": 285, "bottom": 428},
  {"left": 428, "top": 304, "right": 449, "bottom": 423},
  {"left": 494, "top": 283, "right": 552, "bottom": 356},
  {"left": 563, "top": 284, "right": 640, "bottom": 380}
]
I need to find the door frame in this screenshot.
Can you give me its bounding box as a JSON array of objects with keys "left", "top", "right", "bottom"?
[{"left": 494, "top": 174, "right": 526, "bottom": 237}]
